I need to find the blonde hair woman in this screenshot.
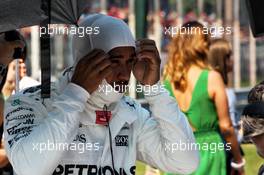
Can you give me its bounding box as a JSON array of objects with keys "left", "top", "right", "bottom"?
[{"left": 163, "top": 21, "right": 244, "bottom": 175}]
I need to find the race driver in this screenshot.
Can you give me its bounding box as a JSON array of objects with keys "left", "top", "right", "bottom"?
[{"left": 4, "top": 14, "right": 199, "bottom": 175}]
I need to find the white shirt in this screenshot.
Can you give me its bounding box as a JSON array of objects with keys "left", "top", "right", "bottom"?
[
  {"left": 4, "top": 73, "right": 199, "bottom": 175},
  {"left": 226, "top": 88, "right": 242, "bottom": 143}
]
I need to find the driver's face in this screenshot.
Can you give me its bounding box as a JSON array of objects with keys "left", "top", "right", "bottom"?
[{"left": 105, "top": 46, "right": 136, "bottom": 93}]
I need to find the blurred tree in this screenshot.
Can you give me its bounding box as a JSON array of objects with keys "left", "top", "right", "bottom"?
[
  {"left": 177, "top": 0, "right": 216, "bottom": 16},
  {"left": 183, "top": 0, "right": 196, "bottom": 14},
  {"left": 204, "top": 0, "right": 216, "bottom": 15},
  {"left": 135, "top": 0, "right": 148, "bottom": 38}
]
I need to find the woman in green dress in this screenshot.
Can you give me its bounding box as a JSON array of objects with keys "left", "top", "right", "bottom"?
[{"left": 163, "top": 21, "right": 244, "bottom": 175}]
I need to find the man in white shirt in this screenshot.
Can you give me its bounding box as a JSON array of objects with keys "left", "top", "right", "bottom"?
[{"left": 4, "top": 14, "right": 199, "bottom": 175}]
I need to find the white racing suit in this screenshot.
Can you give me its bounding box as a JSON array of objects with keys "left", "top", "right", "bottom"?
[{"left": 4, "top": 72, "right": 199, "bottom": 175}]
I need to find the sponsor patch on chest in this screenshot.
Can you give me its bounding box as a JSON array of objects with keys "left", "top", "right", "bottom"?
[
  {"left": 95, "top": 110, "right": 112, "bottom": 125},
  {"left": 115, "top": 135, "right": 128, "bottom": 146}
]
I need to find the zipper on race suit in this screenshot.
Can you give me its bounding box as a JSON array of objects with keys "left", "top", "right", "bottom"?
[{"left": 103, "top": 104, "right": 117, "bottom": 174}]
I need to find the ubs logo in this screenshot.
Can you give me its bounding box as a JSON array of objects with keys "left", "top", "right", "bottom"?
[{"left": 115, "top": 135, "right": 128, "bottom": 146}]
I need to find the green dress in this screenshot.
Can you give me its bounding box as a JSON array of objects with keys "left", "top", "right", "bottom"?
[{"left": 164, "top": 70, "right": 226, "bottom": 175}]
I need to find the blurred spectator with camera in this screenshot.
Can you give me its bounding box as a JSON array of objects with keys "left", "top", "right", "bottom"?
[
  {"left": 0, "top": 31, "right": 25, "bottom": 90},
  {"left": 0, "top": 30, "right": 26, "bottom": 175}
]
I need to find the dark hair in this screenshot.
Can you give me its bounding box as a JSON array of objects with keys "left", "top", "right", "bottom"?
[
  {"left": 208, "top": 38, "right": 232, "bottom": 85},
  {"left": 4, "top": 30, "right": 27, "bottom": 61},
  {"left": 248, "top": 81, "right": 264, "bottom": 103}
]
